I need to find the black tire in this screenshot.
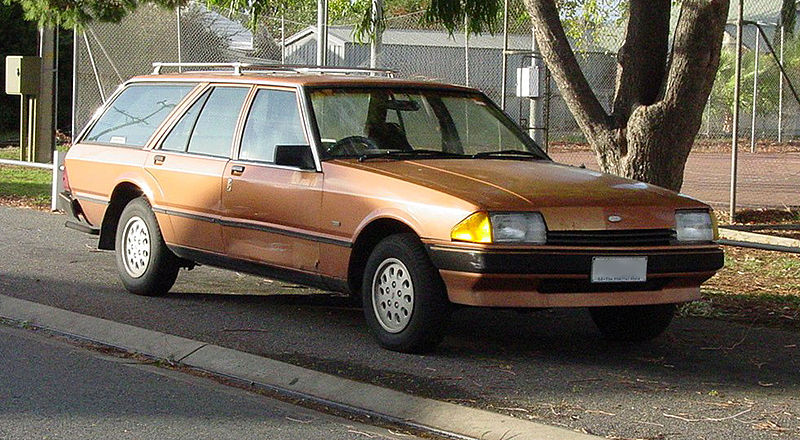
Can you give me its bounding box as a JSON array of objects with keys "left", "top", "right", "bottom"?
[
  {"left": 589, "top": 303, "right": 676, "bottom": 342},
  {"left": 114, "top": 197, "right": 179, "bottom": 296},
  {"left": 362, "top": 233, "right": 451, "bottom": 353}
]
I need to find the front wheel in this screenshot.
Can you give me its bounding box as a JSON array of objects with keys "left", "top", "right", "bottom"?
[
  {"left": 588, "top": 303, "right": 676, "bottom": 342},
  {"left": 362, "top": 234, "right": 451, "bottom": 353},
  {"left": 114, "top": 197, "right": 179, "bottom": 296}
]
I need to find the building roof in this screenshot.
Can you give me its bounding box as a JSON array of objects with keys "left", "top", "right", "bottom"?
[
  {"left": 285, "top": 25, "right": 619, "bottom": 53},
  {"left": 189, "top": 3, "right": 254, "bottom": 51}
]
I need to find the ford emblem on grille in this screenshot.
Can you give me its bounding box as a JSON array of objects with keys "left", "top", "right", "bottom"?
[{"left": 608, "top": 215, "right": 622, "bottom": 223}]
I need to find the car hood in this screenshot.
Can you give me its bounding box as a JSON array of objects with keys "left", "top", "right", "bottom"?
[{"left": 337, "top": 158, "right": 708, "bottom": 230}]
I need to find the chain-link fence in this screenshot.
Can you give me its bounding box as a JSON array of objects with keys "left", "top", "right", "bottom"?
[
  {"left": 73, "top": 0, "right": 619, "bottom": 150},
  {"left": 73, "top": 0, "right": 800, "bottom": 211}
]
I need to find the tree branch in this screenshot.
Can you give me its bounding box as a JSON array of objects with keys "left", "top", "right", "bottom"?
[
  {"left": 524, "top": 0, "right": 611, "bottom": 147},
  {"left": 612, "top": 0, "right": 670, "bottom": 124},
  {"left": 662, "top": 0, "right": 729, "bottom": 132}
]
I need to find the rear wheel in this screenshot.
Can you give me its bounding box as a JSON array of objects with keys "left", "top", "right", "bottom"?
[
  {"left": 589, "top": 304, "right": 676, "bottom": 342},
  {"left": 115, "top": 197, "right": 179, "bottom": 296},
  {"left": 362, "top": 234, "right": 450, "bottom": 353}
]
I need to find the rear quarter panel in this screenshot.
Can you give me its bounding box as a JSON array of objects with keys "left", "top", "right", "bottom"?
[{"left": 65, "top": 143, "right": 172, "bottom": 239}]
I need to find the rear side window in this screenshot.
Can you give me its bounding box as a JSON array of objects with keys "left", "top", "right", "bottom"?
[
  {"left": 161, "top": 90, "right": 210, "bottom": 152},
  {"left": 160, "top": 86, "right": 249, "bottom": 157},
  {"left": 84, "top": 83, "right": 195, "bottom": 147}
]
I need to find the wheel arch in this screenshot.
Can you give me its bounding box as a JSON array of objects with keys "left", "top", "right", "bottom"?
[
  {"left": 98, "top": 182, "right": 145, "bottom": 250},
  {"left": 347, "top": 218, "right": 418, "bottom": 297}
]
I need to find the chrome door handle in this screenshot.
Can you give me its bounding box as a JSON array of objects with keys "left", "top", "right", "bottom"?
[
  {"left": 231, "top": 165, "right": 245, "bottom": 176},
  {"left": 153, "top": 155, "right": 165, "bottom": 165}
]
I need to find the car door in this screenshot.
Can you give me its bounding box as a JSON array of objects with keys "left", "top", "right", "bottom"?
[
  {"left": 220, "top": 87, "right": 322, "bottom": 273},
  {"left": 145, "top": 84, "right": 251, "bottom": 253}
]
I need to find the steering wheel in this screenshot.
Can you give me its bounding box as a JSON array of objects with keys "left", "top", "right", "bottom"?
[{"left": 326, "top": 135, "right": 379, "bottom": 156}]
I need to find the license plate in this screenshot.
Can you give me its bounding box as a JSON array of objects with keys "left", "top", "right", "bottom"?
[{"left": 590, "top": 256, "right": 647, "bottom": 283}]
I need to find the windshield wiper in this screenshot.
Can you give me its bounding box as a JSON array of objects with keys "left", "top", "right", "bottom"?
[
  {"left": 471, "top": 149, "right": 545, "bottom": 160},
  {"left": 358, "top": 149, "right": 467, "bottom": 162}
]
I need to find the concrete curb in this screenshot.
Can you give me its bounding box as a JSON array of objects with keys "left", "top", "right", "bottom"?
[{"left": 0, "top": 294, "right": 601, "bottom": 440}]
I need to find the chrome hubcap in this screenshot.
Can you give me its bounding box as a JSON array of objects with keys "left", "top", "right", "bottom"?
[
  {"left": 122, "top": 216, "right": 150, "bottom": 278},
  {"left": 372, "top": 258, "right": 414, "bottom": 333}
]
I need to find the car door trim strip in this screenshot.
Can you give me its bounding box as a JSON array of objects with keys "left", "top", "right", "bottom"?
[
  {"left": 75, "top": 195, "right": 110, "bottom": 205},
  {"left": 152, "top": 207, "right": 351, "bottom": 248}
]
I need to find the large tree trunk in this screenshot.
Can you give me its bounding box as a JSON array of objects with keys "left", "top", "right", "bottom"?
[{"left": 525, "top": 0, "right": 729, "bottom": 192}]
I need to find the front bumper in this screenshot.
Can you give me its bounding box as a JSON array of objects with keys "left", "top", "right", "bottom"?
[{"left": 426, "top": 244, "right": 723, "bottom": 308}]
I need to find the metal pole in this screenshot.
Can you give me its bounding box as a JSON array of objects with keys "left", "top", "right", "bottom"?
[
  {"left": 369, "top": 0, "right": 383, "bottom": 69},
  {"left": 705, "top": 95, "right": 711, "bottom": 137},
  {"left": 316, "top": 0, "right": 328, "bottom": 66},
  {"left": 529, "top": 29, "right": 545, "bottom": 148},
  {"left": 281, "top": 14, "right": 286, "bottom": 64},
  {"left": 464, "top": 15, "right": 470, "bottom": 87},
  {"left": 778, "top": 24, "right": 784, "bottom": 143},
  {"left": 83, "top": 32, "right": 105, "bottom": 102},
  {"left": 750, "top": 27, "right": 759, "bottom": 153},
  {"left": 730, "top": 0, "right": 743, "bottom": 222},
  {"left": 176, "top": 6, "right": 182, "bottom": 72},
  {"left": 500, "top": 0, "right": 509, "bottom": 110},
  {"left": 71, "top": 27, "right": 77, "bottom": 140}
]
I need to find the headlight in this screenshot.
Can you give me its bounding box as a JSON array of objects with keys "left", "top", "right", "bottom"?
[
  {"left": 675, "top": 210, "right": 714, "bottom": 242},
  {"left": 451, "top": 212, "right": 547, "bottom": 244}
]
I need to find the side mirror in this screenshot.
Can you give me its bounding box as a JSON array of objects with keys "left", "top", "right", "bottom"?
[{"left": 274, "top": 145, "right": 315, "bottom": 170}]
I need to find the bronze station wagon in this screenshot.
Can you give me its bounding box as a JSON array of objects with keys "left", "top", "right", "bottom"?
[{"left": 63, "top": 63, "right": 723, "bottom": 352}]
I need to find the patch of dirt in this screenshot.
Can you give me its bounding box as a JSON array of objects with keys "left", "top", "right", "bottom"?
[
  {"left": 0, "top": 196, "right": 49, "bottom": 211},
  {"left": 728, "top": 208, "right": 800, "bottom": 225},
  {"left": 696, "top": 245, "right": 800, "bottom": 331},
  {"left": 706, "top": 247, "right": 800, "bottom": 297}
]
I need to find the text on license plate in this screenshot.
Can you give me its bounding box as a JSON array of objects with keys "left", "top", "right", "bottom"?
[{"left": 590, "top": 256, "right": 647, "bottom": 283}]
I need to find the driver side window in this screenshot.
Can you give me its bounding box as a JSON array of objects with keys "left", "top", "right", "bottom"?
[{"left": 239, "top": 89, "right": 306, "bottom": 163}]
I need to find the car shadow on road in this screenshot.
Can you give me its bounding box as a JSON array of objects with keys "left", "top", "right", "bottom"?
[{"left": 3, "top": 271, "right": 798, "bottom": 401}]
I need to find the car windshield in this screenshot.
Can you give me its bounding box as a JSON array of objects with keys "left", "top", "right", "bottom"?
[{"left": 308, "top": 88, "right": 548, "bottom": 160}]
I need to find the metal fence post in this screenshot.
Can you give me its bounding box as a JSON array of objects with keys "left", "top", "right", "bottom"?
[
  {"left": 500, "top": 0, "right": 509, "bottom": 110},
  {"left": 316, "top": 0, "right": 328, "bottom": 66},
  {"left": 730, "top": 0, "right": 743, "bottom": 222},
  {"left": 71, "top": 27, "right": 77, "bottom": 140},
  {"left": 370, "top": 0, "right": 383, "bottom": 69},
  {"left": 51, "top": 149, "right": 64, "bottom": 212},
  {"left": 750, "top": 25, "right": 759, "bottom": 153},
  {"left": 778, "top": 24, "right": 784, "bottom": 143},
  {"left": 176, "top": 6, "right": 182, "bottom": 71},
  {"left": 464, "top": 16, "right": 469, "bottom": 87}
]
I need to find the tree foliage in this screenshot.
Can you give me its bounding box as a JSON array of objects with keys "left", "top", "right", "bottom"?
[{"left": 711, "top": 34, "right": 800, "bottom": 130}]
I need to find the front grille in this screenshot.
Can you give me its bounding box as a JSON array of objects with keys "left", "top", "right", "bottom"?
[{"left": 546, "top": 229, "right": 675, "bottom": 247}]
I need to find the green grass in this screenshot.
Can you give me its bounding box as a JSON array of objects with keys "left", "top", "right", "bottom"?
[
  {"left": 0, "top": 147, "right": 19, "bottom": 160},
  {"left": 0, "top": 146, "right": 51, "bottom": 208}
]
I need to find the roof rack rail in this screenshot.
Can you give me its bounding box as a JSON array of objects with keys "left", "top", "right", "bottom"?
[{"left": 151, "top": 62, "right": 395, "bottom": 77}]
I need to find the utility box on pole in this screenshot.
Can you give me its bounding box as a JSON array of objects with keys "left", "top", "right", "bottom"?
[
  {"left": 5, "top": 55, "right": 41, "bottom": 162},
  {"left": 515, "top": 66, "right": 541, "bottom": 98},
  {"left": 5, "top": 56, "right": 41, "bottom": 95}
]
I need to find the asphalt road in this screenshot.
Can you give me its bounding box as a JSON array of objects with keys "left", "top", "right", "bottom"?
[
  {"left": 1, "top": 206, "right": 799, "bottom": 439},
  {"left": 0, "top": 325, "right": 419, "bottom": 440}
]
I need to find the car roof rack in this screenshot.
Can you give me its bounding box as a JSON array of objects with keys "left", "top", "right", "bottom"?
[{"left": 151, "top": 62, "right": 395, "bottom": 77}]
